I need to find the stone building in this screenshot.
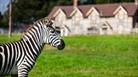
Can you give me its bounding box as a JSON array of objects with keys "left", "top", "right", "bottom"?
[{"left": 48, "top": 0, "right": 138, "bottom": 36}]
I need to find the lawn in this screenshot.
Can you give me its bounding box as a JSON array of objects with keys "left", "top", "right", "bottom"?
[{"left": 0, "top": 34, "right": 138, "bottom": 77}]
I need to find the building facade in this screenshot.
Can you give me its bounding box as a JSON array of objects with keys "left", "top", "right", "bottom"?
[{"left": 48, "top": 2, "right": 138, "bottom": 36}]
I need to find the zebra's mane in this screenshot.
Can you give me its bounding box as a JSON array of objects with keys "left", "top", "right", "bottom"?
[
  {"left": 25, "top": 17, "right": 53, "bottom": 32},
  {"left": 22, "top": 17, "right": 53, "bottom": 40},
  {"left": 34, "top": 17, "right": 53, "bottom": 27}
]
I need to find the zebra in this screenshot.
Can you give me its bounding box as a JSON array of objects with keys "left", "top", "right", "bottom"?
[{"left": 0, "top": 17, "right": 65, "bottom": 77}]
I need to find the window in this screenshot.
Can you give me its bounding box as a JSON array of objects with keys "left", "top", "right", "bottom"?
[
  {"left": 87, "top": 27, "right": 99, "bottom": 34},
  {"left": 116, "top": 9, "right": 127, "bottom": 20},
  {"left": 89, "top": 11, "right": 99, "bottom": 26},
  {"left": 55, "top": 11, "right": 66, "bottom": 27},
  {"left": 72, "top": 11, "right": 83, "bottom": 27}
]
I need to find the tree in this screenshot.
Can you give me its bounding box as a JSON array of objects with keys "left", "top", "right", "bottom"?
[
  {"left": 0, "top": 11, "right": 9, "bottom": 28},
  {"left": 95, "top": 0, "right": 134, "bottom": 4},
  {"left": 10, "top": 0, "right": 72, "bottom": 24},
  {"left": 80, "top": 0, "right": 96, "bottom": 4},
  {"left": 0, "top": 12, "right": 7, "bottom": 28},
  {"left": 11, "top": 0, "right": 44, "bottom": 24},
  {"left": 0, "top": 12, "right": 2, "bottom": 27},
  {"left": 0, "top": 12, "right": 2, "bottom": 22}
]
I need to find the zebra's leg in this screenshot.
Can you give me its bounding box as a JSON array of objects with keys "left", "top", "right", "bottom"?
[
  {"left": 17, "top": 66, "right": 29, "bottom": 77},
  {"left": 18, "top": 69, "right": 28, "bottom": 77},
  {"left": 11, "top": 74, "right": 18, "bottom": 77},
  {"left": 17, "top": 58, "right": 35, "bottom": 77}
]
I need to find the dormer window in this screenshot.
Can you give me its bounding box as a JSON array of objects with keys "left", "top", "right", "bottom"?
[
  {"left": 114, "top": 6, "right": 128, "bottom": 20},
  {"left": 116, "top": 10, "right": 126, "bottom": 20},
  {"left": 71, "top": 8, "right": 83, "bottom": 26},
  {"left": 87, "top": 7, "right": 99, "bottom": 27},
  {"left": 54, "top": 9, "right": 66, "bottom": 27}
]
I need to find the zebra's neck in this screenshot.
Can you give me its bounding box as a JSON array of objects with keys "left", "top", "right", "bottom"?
[
  {"left": 23, "top": 37, "right": 44, "bottom": 52},
  {"left": 22, "top": 24, "right": 45, "bottom": 55}
]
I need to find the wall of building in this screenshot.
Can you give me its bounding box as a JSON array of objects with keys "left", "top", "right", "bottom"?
[{"left": 53, "top": 8, "right": 135, "bottom": 36}]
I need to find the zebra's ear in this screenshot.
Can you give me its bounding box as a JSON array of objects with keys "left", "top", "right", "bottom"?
[
  {"left": 43, "top": 17, "right": 51, "bottom": 24},
  {"left": 50, "top": 19, "right": 55, "bottom": 27}
]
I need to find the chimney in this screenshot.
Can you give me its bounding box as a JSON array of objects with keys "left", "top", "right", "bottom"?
[
  {"left": 73, "top": 0, "right": 78, "bottom": 9},
  {"left": 135, "top": 0, "right": 138, "bottom": 5}
]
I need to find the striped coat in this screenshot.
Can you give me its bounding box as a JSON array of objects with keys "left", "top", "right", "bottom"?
[{"left": 0, "top": 17, "right": 65, "bottom": 77}]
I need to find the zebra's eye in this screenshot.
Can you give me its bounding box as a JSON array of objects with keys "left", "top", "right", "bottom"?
[
  {"left": 50, "top": 30, "right": 55, "bottom": 33},
  {"left": 56, "top": 30, "right": 60, "bottom": 34}
]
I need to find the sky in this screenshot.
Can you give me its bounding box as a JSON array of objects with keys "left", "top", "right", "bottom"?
[{"left": 0, "top": 0, "right": 9, "bottom": 14}]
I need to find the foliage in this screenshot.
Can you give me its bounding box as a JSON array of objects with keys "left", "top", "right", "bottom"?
[
  {"left": 0, "top": 12, "right": 2, "bottom": 26},
  {"left": 95, "top": 0, "right": 134, "bottom": 4},
  {"left": 0, "top": 34, "right": 138, "bottom": 77},
  {"left": 0, "top": 11, "right": 8, "bottom": 28},
  {"left": 0, "top": 12, "right": 2, "bottom": 21},
  {"left": 0, "top": 0, "right": 72, "bottom": 27},
  {"left": 10, "top": 0, "right": 72, "bottom": 24}
]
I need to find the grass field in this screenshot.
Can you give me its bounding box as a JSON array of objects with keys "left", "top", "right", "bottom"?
[{"left": 0, "top": 34, "right": 138, "bottom": 77}]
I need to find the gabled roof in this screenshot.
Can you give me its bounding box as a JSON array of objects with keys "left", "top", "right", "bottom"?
[
  {"left": 48, "top": 6, "right": 73, "bottom": 19},
  {"left": 121, "top": 3, "right": 138, "bottom": 16},
  {"left": 86, "top": 7, "right": 100, "bottom": 17},
  {"left": 70, "top": 7, "right": 83, "bottom": 17},
  {"left": 113, "top": 5, "right": 128, "bottom": 15},
  {"left": 48, "top": 3, "right": 138, "bottom": 19}
]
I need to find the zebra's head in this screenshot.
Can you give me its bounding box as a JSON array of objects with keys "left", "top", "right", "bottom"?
[{"left": 40, "top": 17, "right": 65, "bottom": 50}]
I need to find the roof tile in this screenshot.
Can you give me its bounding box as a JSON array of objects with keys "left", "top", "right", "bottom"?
[{"left": 48, "top": 3, "right": 138, "bottom": 18}]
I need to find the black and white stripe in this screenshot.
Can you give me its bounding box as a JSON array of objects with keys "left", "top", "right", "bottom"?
[{"left": 0, "top": 17, "right": 65, "bottom": 77}]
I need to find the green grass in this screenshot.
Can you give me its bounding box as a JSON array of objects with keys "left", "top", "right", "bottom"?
[{"left": 0, "top": 34, "right": 138, "bottom": 77}]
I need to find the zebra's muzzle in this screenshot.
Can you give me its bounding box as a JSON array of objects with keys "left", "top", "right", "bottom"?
[{"left": 57, "top": 39, "right": 65, "bottom": 50}]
